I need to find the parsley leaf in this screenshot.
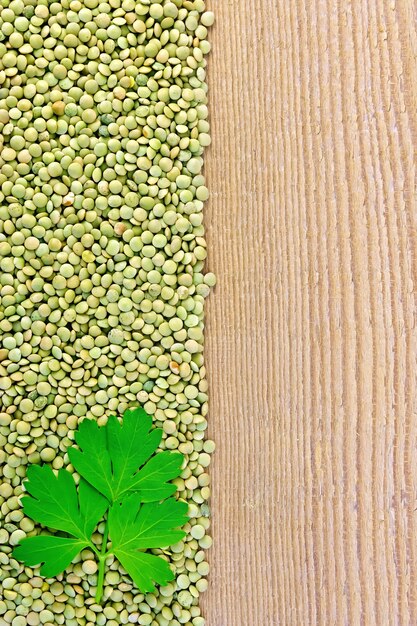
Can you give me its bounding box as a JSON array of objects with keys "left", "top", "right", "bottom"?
[
  {"left": 13, "top": 536, "right": 89, "bottom": 578},
  {"left": 12, "top": 406, "right": 188, "bottom": 604},
  {"left": 20, "top": 465, "right": 108, "bottom": 541},
  {"left": 68, "top": 407, "right": 184, "bottom": 503},
  {"left": 12, "top": 466, "right": 107, "bottom": 577},
  {"left": 108, "top": 493, "right": 188, "bottom": 593}
]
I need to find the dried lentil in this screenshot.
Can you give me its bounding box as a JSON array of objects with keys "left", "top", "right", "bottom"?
[{"left": 0, "top": 1, "right": 215, "bottom": 624}]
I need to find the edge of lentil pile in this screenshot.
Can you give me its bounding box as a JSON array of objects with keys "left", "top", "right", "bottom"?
[{"left": 0, "top": 1, "right": 216, "bottom": 625}]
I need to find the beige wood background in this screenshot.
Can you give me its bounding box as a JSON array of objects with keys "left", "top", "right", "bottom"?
[{"left": 202, "top": 0, "right": 417, "bottom": 624}]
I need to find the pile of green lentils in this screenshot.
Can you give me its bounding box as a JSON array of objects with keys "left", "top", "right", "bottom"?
[{"left": 0, "top": 0, "right": 215, "bottom": 624}]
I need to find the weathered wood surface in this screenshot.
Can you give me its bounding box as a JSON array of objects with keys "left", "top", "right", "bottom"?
[{"left": 203, "top": 0, "right": 417, "bottom": 624}]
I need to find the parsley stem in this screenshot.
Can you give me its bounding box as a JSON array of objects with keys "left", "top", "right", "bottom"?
[
  {"left": 89, "top": 544, "right": 101, "bottom": 558},
  {"left": 95, "top": 517, "right": 109, "bottom": 604}
]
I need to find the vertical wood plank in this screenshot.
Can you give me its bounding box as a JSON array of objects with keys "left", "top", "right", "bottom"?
[{"left": 203, "top": 0, "right": 417, "bottom": 623}]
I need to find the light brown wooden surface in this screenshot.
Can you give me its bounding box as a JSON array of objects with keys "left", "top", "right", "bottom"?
[{"left": 202, "top": 1, "right": 417, "bottom": 624}]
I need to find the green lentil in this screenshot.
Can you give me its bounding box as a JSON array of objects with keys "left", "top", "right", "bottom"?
[{"left": 0, "top": 1, "right": 215, "bottom": 622}]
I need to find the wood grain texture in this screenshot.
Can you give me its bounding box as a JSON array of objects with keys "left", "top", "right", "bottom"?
[{"left": 202, "top": 0, "right": 417, "bottom": 624}]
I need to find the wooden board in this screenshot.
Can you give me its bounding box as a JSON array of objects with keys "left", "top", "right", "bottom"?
[{"left": 202, "top": 0, "right": 417, "bottom": 624}]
